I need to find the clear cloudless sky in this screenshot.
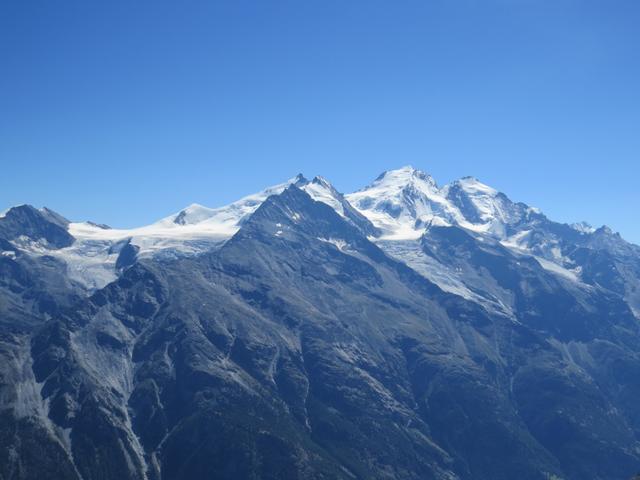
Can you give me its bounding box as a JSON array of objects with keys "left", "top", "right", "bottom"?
[{"left": 1, "top": 0, "right": 639, "bottom": 242}]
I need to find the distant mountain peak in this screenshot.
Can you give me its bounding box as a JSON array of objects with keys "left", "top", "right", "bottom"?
[
  {"left": 346, "top": 167, "right": 534, "bottom": 240},
  {"left": 452, "top": 176, "right": 497, "bottom": 194},
  {"left": 0, "top": 204, "right": 74, "bottom": 249},
  {"left": 571, "top": 221, "right": 596, "bottom": 234},
  {"left": 292, "top": 173, "right": 308, "bottom": 185},
  {"left": 173, "top": 203, "right": 216, "bottom": 225},
  {"left": 3, "top": 204, "right": 39, "bottom": 216},
  {"left": 595, "top": 225, "right": 618, "bottom": 237},
  {"left": 310, "top": 175, "right": 334, "bottom": 189},
  {"left": 347, "top": 167, "right": 458, "bottom": 239},
  {"left": 0, "top": 204, "right": 34, "bottom": 219},
  {"left": 300, "top": 175, "right": 379, "bottom": 236},
  {"left": 368, "top": 165, "right": 438, "bottom": 191}
]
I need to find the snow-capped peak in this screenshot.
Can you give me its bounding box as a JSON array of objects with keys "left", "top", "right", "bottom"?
[
  {"left": 345, "top": 167, "right": 533, "bottom": 240},
  {"left": 452, "top": 176, "right": 498, "bottom": 196},
  {"left": 571, "top": 221, "right": 596, "bottom": 234},
  {"left": 300, "top": 176, "right": 380, "bottom": 235},
  {"left": 443, "top": 176, "right": 526, "bottom": 231},
  {"left": 301, "top": 176, "right": 344, "bottom": 216},
  {"left": 309, "top": 175, "right": 334, "bottom": 191},
  {"left": 171, "top": 203, "right": 217, "bottom": 226},
  {"left": 346, "top": 166, "right": 459, "bottom": 239},
  {"left": 363, "top": 165, "right": 438, "bottom": 193}
]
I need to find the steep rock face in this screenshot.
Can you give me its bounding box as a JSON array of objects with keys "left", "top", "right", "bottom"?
[
  {"left": 301, "top": 176, "right": 380, "bottom": 237},
  {"left": 0, "top": 205, "right": 74, "bottom": 249}
]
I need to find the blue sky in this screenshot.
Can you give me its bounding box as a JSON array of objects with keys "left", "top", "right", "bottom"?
[{"left": 1, "top": 1, "right": 639, "bottom": 243}]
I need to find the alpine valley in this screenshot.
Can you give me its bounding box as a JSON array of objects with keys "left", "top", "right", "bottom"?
[{"left": 1, "top": 166, "right": 639, "bottom": 480}]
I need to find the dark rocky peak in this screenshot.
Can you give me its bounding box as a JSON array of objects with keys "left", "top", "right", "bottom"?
[
  {"left": 0, "top": 204, "right": 74, "bottom": 249},
  {"left": 39, "top": 207, "right": 71, "bottom": 228},
  {"left": 222, "top": 184, "right": 389, "bottom": 273},
  {"left": 306, "top": 175, "right": 381, "bottom": 237},
  {"left": 241, "top": 184, "right": 361, "bottom": 241},
  {"left": 594, "top": 225, "right": 617, "bottom": 237}
]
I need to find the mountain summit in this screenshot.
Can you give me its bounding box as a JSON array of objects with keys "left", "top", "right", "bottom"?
[{"left": 345, "top": 166, "right": 534, "bottom": 240}]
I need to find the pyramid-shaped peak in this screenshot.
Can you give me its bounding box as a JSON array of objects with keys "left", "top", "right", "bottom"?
[
  {"left": 2, "top": 204, "right": 70, "bottom": 228},
  {"left": 2, "top": 204, "right": 39, "bottom": 217},
  {"left": 0, "top": 204, "right": 74, "bottom": 248}
]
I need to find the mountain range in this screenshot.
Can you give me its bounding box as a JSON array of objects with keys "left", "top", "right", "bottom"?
[{"left": 1, "top": 166, "right": 639, "bottom": 480}]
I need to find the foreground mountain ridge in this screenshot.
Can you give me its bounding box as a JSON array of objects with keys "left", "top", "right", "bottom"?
[{"left": 1, "top": 167, "right": 640, "bottom": 480}]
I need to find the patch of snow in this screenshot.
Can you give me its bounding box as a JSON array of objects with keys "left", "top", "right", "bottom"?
[
  {"left": 550, "top": 246, "right": 564, "bottom": 261},
  {"left": 171, "top": 203, "right": 218, "bottom": 225},
  {"left": 444, "top": 176, "right": 526, "bottom": 230},
  {"left": 317, "top": 237, "right": 349, "bottom": 251},
  {"left": 70, "top": 221, "right": 231, "bottom": 253},
  {"left": 534, "top": 256, "right": 580, "bottom": 282},
  {"left": 501, "top": 230, "right": 532, "bottom": 250},
  {"left": 376, "top": 239, "right": 513, "bottom": 316},
  {"left": 301, "top": 177, "right": 346, "bottom": 217},
  {"left": 571, "top": 221, "right": 596, "bottom": 234},
  {"left": 12, "top": 233, "right": 121, "bottom": 290},
  {"left": 454, "top": 176, "right": 498, "bottom": 195}
]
